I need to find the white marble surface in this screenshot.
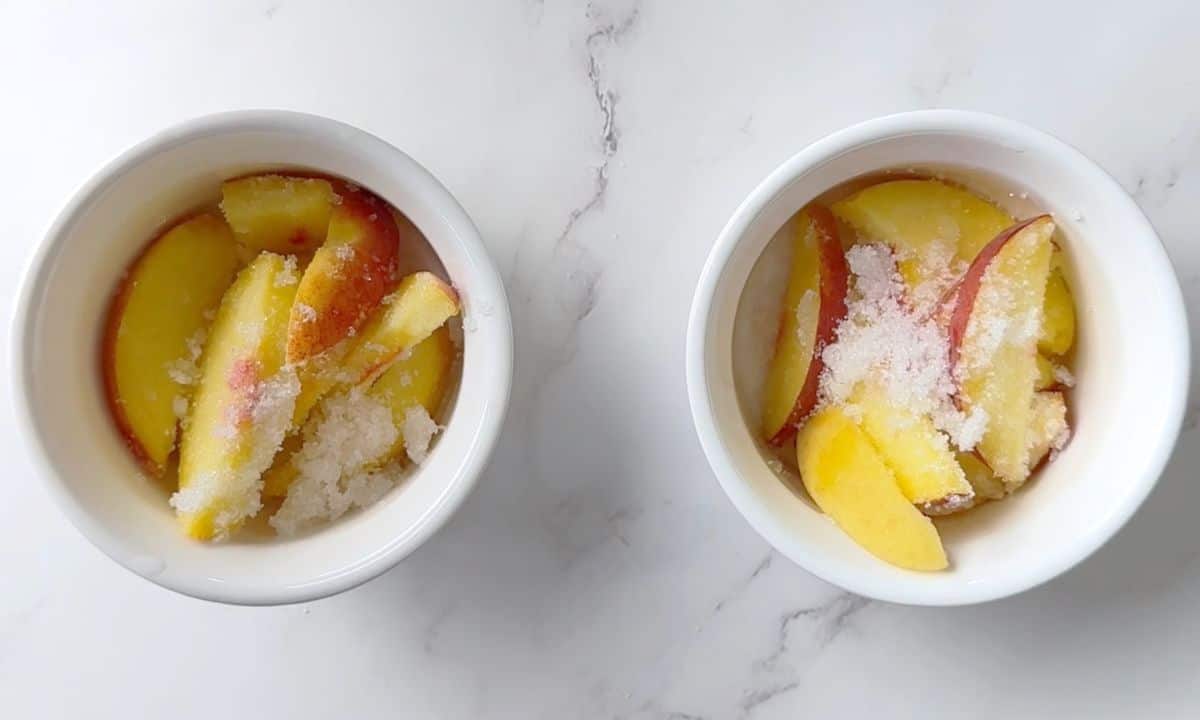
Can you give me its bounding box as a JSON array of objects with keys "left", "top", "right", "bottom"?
[{"left": 3, "top": 1, "right": 1199, "bottom": 717}]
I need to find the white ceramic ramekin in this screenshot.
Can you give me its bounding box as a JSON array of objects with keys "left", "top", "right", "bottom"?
[
  {"left": 686, "top": 110, "right": 1190, "bottom": 606},
  {"left": 13, "top": 110, "right": 512, "bottom": 605}
]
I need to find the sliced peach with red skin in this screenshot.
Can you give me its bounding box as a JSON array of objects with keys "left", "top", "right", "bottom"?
[
  {"left": 220, "top": 174, "right": 339, "bottom": 254},
  {"left": 286, "top": 189, "right": 401, "bottom": 364},
  {"left": 291, "top": 271, "right": 460, "bottom": 426},
  {"left": 761, "top": 205, "right": 849, "bottom": 445},
  {"left": 102, "top": 212, "right": 240, "bottom": 474},
  {"left": 948, "top": 216, "right": 1055, "bottom": 488},
  {"left": 174, "top": 253, "right": 299, "bottom": 540}
]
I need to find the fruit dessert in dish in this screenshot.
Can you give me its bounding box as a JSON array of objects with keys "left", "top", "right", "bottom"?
[
  {"left": 102, "top": 173, "right": 462, "bottom": 541},
  {"left": 760, "top": 177, "right": 1077, "bottom": 571}
]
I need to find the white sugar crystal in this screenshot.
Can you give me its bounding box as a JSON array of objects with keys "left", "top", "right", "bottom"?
[
  {"left": 402, "top": 406, "right": 440, "bottom": 465},
  {"left": 1052, "top": 425, "right": 1071, "bottom": 452},
  {"left": 819, "top": 243, "right": 984, "bottom": 451},
  {"left": 956, "top": 254, "right": 1047, "bottom": 378},
  {"left": 275, "top": 255, "right": 300, "bottom": 287},
  {"left": 1053, "top": 364, "right": 1076, "bottom": 388},
  {"left": 165, "top": 361, "right": 197, "bottom": 385},
  {"left": 171, "top": 395, "right": 189, "bottom": 421},
  {"left": 164, "top": 328, "right": 207, "bottom": 386},
  {"left": 960, "top": 277, "right": 1011, "bottom": 375},
  {"left": 958, "top": 248, "right": 1044, "bottom": 382},
  {"left": 335, "top": 245, "right": 355, "bottom": 261},
  {"left": 295, "top": 303, "right": 317, "bottom": 323},
  {"left": 840, "top": 402, "right": 864, "bottom": 423},
  {"left": 270, "top": 388, "right": 401, "bottom": 535},
  {"left": 236, "top": 319, "right": 265, "bottom": 343},
  {"left": 341, "top": 462, "right": 398, "bottom": 506},
  {"left": 794, "top": 289, "right": 817, "bottom": 339},
  {"left": 934, "top": 405, "right": 989, "bottom": 452},
  {"left": 821, "top": 244, "right": 956, "bottom": 415},
  {"left": 1016, "top": 306, "right": 1042, "bottom": 344},
  {"left": 921, "top": 492, "right": 975, "bottom": 516},
  {"left": 185, "top": 327, "right": 207, "bottom": 358},
  {"left": 169, "top": 471, "right": 220, "bottom": 515},
  {"left": 910, "top": 239, "right": 967, "bottom": 312}
]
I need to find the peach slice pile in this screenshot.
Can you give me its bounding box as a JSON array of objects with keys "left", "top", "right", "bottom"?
[
  {"left": 760, "top": 178, "right": 1077, "bottom": 570},
  {"left": 102, "top": 173, "right": 461, "bottom": 541}
]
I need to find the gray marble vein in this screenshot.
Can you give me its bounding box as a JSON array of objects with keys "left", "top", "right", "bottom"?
[{"left": 756, "top": 593, "right": 870, "bottom": 672}]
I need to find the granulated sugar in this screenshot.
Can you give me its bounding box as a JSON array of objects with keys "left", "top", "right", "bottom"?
[
  {"left": 401, "top": 406, "right": 440, "bottom": 465},
  {"left": 1053, "top": 364, "right": 1076, "bottom": 388},
  {"left": 275, "top": 255, "right": 299, "bottom": 287},
  {"left": 819, "top": 243, "right": 987, "bottom": 451},
  {"left": 164, "top": 328, "right": 207, "bottom": 386},
  {"left": 172, "top": 395, "right": 189, "bottom": 422},
  {"left": 270, "top": 388, "right": 401, "bottom": 535},
  {"left": 959, "top": 267, "right": 1040, "bottom": 380},
  {"left": 294, "top": 303, "right": 317, "bottom": 323},
  {"left": 909, "top": 238, "right": 968, "bottom": 312}
]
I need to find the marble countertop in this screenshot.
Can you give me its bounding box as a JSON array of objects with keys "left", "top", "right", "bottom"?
[{"left": 3, "top": 1, "right": 1199, "bottom": 717}]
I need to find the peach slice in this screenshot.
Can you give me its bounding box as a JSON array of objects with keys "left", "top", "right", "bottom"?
[
  {"left": 831, "top": 179, "right": 1013, "bottom": 297},
  {"left": 102, "top": 212, "right": 240, "bottom": 474},
  {"left": 286, "top": 189, "right": 401, "bottom": 364},
  {"left": 761, "top": 206, "right": 850, "bottom": 445},
  {"left": 1027, "top": 390, "right": 1069, "bottom": 471},
  {"left": 369, "top": 324, "right": 456, "bottom": 461},
  {"left": 263, "top": 325, "right": 456, "bottom": 498},
  {"left": 949, "top": 216, "right": 1055, "bottom": 488},
  {"left": 291, "top": 271, "right": 460, "bottom": 426},
  {"left": 172, "top": 253, "right": 300, "bottom": 540},
  {"left": 796, "top": 406, "right": 947, "bottom": 571},
  {"left": 852, "top": 385, "right": 971, "bottom": 505},
  {"left": 957, "top": 452, "right": 1007, "bottom": 504},
  {"left": 220, "top": 174, "right": 339, "bottom": 254},
  {"left": 1039, "top": 266, "right": 1076, "bottom": 356}
]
